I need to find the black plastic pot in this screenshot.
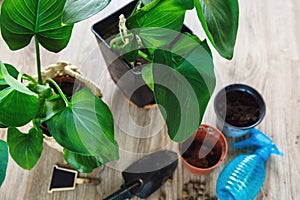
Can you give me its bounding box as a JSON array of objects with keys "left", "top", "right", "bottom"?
[
  {"left": 214, "top": 84, "right": 266, "bottom": 138},
  {"left": 92, "top": 1, "right": 192, "bottom": 108}
]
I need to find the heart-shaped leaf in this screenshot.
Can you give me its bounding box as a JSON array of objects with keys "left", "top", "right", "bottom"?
[
  {"left": 1, "top": 0, "right": 73, "bottom": 52},
  {"left": 126, "top": 0, "right": 189, "bottom": 48},
  {"left": 0, "top": 140, "right": 8, "bottom": 187},
  {"left": 46, "top": 88, "right": 118, "bottom": 157},
  {"left": 150, "top": 34, "right": 215, "bottom": 142},
  {"left": 194, "top": 0, "right": 239, "bottom": 59},
  {"left": 63, "top": 149, "right": 118, "bottom": 173},
  {"left": 7, "top": 127, "right": 43, "bottom": 170},
  {"left": 62, "top": 0, "right": 111, "bottom": 25},
  {"left": 0, "top": 63, "right": 39, "bottom": 127}
]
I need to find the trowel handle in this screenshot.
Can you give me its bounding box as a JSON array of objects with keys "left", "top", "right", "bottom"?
[
  {"left": 103, "top": 185, "right": 132, "bottom": 200},
  {"left": 103, "top": 179, "right": 143, "bottom": 200}
]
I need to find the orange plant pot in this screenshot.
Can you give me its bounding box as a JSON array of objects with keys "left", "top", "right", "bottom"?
[{"left": 179, "top": 124, "right": 228, "bottom": 175}]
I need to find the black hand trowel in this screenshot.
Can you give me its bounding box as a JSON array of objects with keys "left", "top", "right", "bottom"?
[{"left": 104, "top": 150, "right": 178, "bottom": 200}]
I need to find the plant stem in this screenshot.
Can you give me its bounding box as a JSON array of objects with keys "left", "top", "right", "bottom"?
[
  {"left": 46, "top": 78, "right": 70, "bottom": 107},
  {"left": 34, "top": 36, "right": 43, "bottom": 85},
  {"left": 22, "top": 74, "right": 38, "bottom": 84},
  {"left": 138, "top": 50, "right": 152, "bottom": 63}
]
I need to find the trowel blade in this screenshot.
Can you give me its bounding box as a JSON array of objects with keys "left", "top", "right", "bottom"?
[{"left": 122, "top": 150, "right": 178, "bottom": 199}]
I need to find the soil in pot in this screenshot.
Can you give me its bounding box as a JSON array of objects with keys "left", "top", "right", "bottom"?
[
  {"left": 51, "top": 76, "right": 85, "bottom": 100},
  {"left": 182, "top": 137, "right": 222, "bottom": 168},
  {"left": 216, "top": 90, "right": 260, "bottom": 127}
]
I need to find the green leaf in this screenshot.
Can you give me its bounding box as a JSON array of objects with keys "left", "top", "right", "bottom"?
[
  {"left": 0, "top": 63, "right": 19, "bottom": 91},
  {"left": 0, "top": 87, "right": 39, "bottom": 127},
  {"left": 141, "top": 64, "right": 154, "bottom": 91},
  {"left": 46, "top": 88, "right": 119, "bottom": 157},
  {"left": 174, "top": 0, "right": 194, "bottom": 10},
  {"left": 7, "top": 127, "right": 43, "bottom": 170},
  {"left": 142, "top": 0, "right": 155, "bottom": 5},
  {"left": 1, "top": 0, "right": 73, "bottom": 52},
  {"left": 0, "top": 122, "right": 7, "bottom": 128},
  {"left": 122, "top": 38, "right": 139, "bottom": 62},
  {"left": 1, "top": 62, "right": 35, "bottom": 95},
  {"left": 0, "top": 140, "right": 8, "bottom": 187},
  {"left": 64, "top": 149, "right": 117, "bottom": 173},
  {"left": 126, "top": 0, "right": 188, "bottom": 48},
  {"left": 0, "top": 63, "right": 39, "bottom": 127},
  {"left": 62, "top": 0, "right": 111, "bottom": 25},
  {"left": 194, "top": 0, "right": 239, "bottom": 59},
  {"left": 36, "top": 95, "right": 65, "bottom": 123},
  {"left": 152, "top": 35, "right": 215, "bottom": 142}
]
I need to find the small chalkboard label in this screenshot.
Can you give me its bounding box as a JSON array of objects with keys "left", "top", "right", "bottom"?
[{"left": 48, "top": 165, "right": 78, "bottom": 193}]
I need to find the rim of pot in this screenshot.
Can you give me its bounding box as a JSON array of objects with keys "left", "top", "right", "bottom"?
[
  {"left": 214, "top": 83, "right": 266, "bottom": 130},
  {"left": 179, "top": 124, "right": 228, "bottom": 172}
]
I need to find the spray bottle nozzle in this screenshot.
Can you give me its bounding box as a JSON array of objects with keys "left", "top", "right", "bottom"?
[{"left": 233, "top": 128, "right": 283, "bottom": 157}]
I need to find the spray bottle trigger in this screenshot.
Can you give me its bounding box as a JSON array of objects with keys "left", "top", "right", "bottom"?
[{"left": 233, "top": 128, "right": 273, "bottom": 149}]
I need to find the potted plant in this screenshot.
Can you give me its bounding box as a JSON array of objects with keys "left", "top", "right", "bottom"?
[
  {"left": 0, "top": 0, "right": 119, "bottom": 187},
  {"left": 179, "top": 124, "right": 228, "bottom": 175},
  {"left": 214, "top": 84, "right": 266, "bottom": 138},
  {"left": 90, "top": 0, "right": 239, "bottom": 143}
]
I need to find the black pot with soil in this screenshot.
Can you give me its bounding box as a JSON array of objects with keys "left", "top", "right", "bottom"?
[
  {"left": 91, "top": 0, "right": 192, "bottom": 108},
  {"left": 214, "top": 84, "right": 266, "bottom": 138}
]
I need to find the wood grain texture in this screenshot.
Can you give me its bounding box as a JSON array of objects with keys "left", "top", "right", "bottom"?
[{"left": 1, "top": 0, "right": 299, "bottom": 199}]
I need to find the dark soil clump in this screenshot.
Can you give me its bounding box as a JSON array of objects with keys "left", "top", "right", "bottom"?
[
  {"left": 182, "top": 139, "right": 221, "bottom": 168},
  {"left": 217, "top": 90, "right": 260, "bottom": 127}
]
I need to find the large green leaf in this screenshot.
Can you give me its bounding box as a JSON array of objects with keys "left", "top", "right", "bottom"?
[
  {"left": 1, "top": 0, "right": 73, "bottom": 52},
  {"left": 62, "top": 0, "right": 111, "bottom": 25},
  {"left": 150, "top": 34, "right": 215, "bottom": 142},
  {"left": 0, "top": 63, "right": 39, "bottom": 127},
  {"left": 126, "top": 0, "right": 191, "bottom": 48},
  {"left": 0, "top": 140, "right": 8, "bottom": 187},
  {"left": 194, "top": 0, "right": 239, "bottom": 59},
  {"left": 7, "top": 127, "right": 43, "bottom": 170},
  {"left": 64, "top": 149, "right": 115, "bottom": 173},
  {"left": 46, "top": 88, "right": 118, "bottom": 157}
]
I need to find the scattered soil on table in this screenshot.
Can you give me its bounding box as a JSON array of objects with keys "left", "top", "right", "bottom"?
[
  {"left": 217, "top": 90, "right": 260, "bottom": 127},
  {"left": 182, "top": 139, "right": 221, "bottom": 168},
  {"left": 181, "top": 180, "right": 218, "bottom": 200}
]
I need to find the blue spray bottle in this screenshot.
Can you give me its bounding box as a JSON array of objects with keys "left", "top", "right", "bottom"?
[{"left": 216, "top": 128, "right": 283, "bottom": 200}]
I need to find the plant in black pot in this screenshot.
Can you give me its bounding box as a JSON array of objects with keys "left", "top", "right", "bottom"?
[
  {"left": 89, "top": 0, "right": 239, "bottom": 142},
  {"left": 0, "top": 0, "right": 118, "bottom": 187}
]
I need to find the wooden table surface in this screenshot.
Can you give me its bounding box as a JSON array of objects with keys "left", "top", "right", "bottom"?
[{"left": 1, "top": 0, "right": 299, "bottom": 199}]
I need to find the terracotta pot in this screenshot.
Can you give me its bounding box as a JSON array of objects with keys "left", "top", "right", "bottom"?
[{"left": 179, "top": 124, "right": 228, "bottom": 175}]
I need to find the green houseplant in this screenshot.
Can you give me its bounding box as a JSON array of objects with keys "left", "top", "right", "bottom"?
[
  {"left": 0, "top": 0, "right": 119, "bottom": 187},
  {"left": 90, "top": 0, "right": 239, "bottom": 142}
]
